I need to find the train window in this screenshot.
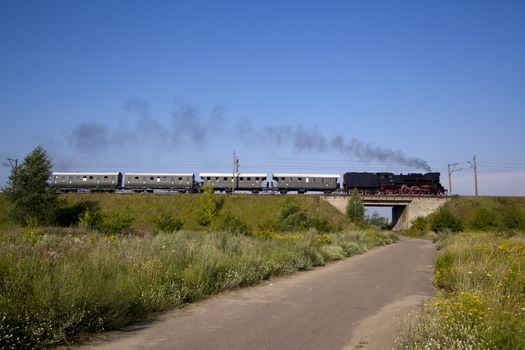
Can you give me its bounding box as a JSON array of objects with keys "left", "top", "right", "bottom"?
[
  {"left": 255, "top": 177, "right": 259, "bottom": 181},
  {"left": 178, "top": 177, "right": 182, "bottom": 181},
  {"left": 83, "top": 176, "right": 87, "bottom": 181},
  {"left": 215, "top": 177, "right": 219, "bottom": 181},
  {"left": 104, "top": 176, "right": 108, "bottom": 179},
  {"left": 157, "top": 177, "right": 161, "bottom": 182},
  {"left": 223, "top": 177, "right": 227, "bottom": 181},
  {"left": 247, "top": 177, "right": 251, "bottom": 181},
  {"left": 206, "top": 177, "right": 210, "bottom": 180},
  {"left": 150, "top": 177, "right": 154, "bottom": 181},
  {"left": 281, "top": 177, "right": 285, "bottom": 181},
  {"left": 240, "top": 177, "right": 244, "bottom": 181},
  {"left": 298, "top": 178, "right": 302, "bottom": 181},
  {"left": 135, "top": 176, "right": 139, "bottom": 180},
  {"left": 89, "top": 176, "right": 93, "bottom": 180}
]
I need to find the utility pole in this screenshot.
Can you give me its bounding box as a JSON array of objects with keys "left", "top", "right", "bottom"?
[
  {"left": 232, "top": 151, "right": 239, "bottom": 194},
  {"left": 3, "top": 158, "right": 18, "bottom": 187},
  {"left": 473, "top": 155, "right": 479, "bottom": 196},
  {"left": 468, "top": 155, "right": 479, "bottom": 196},
  {"left": 447, "top": 163, "right": 457, "bottom": 195}
]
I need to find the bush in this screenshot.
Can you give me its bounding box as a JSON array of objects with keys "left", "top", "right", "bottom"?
[
  {"left": 55, "top": 201, "right": 99, "bottom": 227},
  {"left": 431, "top": 209, "right": 462, "bottom": 233},
  {"left": 220, "top": 213, "right": 250, "bottom": 236},
  {"left": 346, "top": 188, "right": 365, "bottom": 226},
  {"left": 469, "top": 208, "right": 497, "bottom": 231},
  {"left": 499, "top": 206, "right": 525, "bottom": 231},
  {"left": 198, "top": 184, "right": 220, "bottom": 227},
  {"left": 155, "top": 211, "right": 183, "bottom": 233},
  {"left": 78, "top": 208, "right": 103, "bottom": 230},
  {"left": 278, "top": 199, "right": 311, "bottom": 231},
  {"left": 97, "top": 210, "right": 132, "bottom": 234}
]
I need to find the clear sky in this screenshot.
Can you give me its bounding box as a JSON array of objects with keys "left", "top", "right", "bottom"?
[{"left": 1, "top": 0, "right": 524, "bottom": 195}]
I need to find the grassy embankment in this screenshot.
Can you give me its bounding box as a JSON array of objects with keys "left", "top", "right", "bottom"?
[
  {"left": 0, "top": 193, "right": 397, "bottom": 348},
  {"left": 404, "top": 196, "right": 525, "bottom": 239},
  {"left": 398, "top": 197, "right": 525, "bottom": 349}
]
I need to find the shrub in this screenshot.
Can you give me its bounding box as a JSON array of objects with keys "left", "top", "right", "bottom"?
[
  {"left": 220, "top": 213, "right": 250, "bottom": 236},
  {"left": 155, "top": 211, "right": 183, "bottom": 233},
  {"left": 78, "top": 208, "right": 103, "bottom": 230},
  {"left": 198, "top": 184, "right": 220, "bottom": 227},
  {"left": 97, "top": 210, "right": 132, "bottom": 234},
  {"left": 278, "top": 199, "right": 311, "bottom": 231},
  {"left": 431, "top": 209, "right": 462, "bottom": 233},
  {"left": 55, "top": 201, "right": 99, "bottom": 227},
  {"left": 407, "top": 216, "right": 429, "bottom": 234},
  {"left": 499, "top": 206, "right": 525, "bottom": 231},
  {"left": 469, "top": 207, "right": 497, "bottom": 231},
  {"left": 346, "top": 188, "right": 365, "bottom": 226},
  {"left": 310, "top": 217, "right": 333, "bottom": 233}
]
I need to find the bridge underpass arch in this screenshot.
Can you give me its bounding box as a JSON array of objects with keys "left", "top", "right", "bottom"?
[{"left": 322, "top": 195, "right": 449, "bottom": 231}]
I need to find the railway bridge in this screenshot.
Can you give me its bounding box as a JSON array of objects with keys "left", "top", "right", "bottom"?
[{"left": 322, "top": 195, "right": 449, "bottom": 230}]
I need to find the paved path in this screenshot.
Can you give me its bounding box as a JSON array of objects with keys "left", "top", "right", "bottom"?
[{"left": 78, "top": 237, "right": 436, "bottom": 350}]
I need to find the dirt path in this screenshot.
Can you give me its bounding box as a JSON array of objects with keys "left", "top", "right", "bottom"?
[{"left": 77, "top": 237, "right": 436, "bottom": 350}]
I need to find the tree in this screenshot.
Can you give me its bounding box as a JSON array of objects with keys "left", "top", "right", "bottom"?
[
  {"left": 346, "top": 188, "right": 365, "bottom": 227},
  {"left": 4, "top": 146, "right": 58, "bottom": 225}
]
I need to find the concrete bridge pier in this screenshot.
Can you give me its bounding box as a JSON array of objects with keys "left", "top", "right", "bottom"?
[{"left": 322, "top": 195, "right": 449, "bottom": 231}]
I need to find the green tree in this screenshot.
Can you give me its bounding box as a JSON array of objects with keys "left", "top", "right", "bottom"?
[
  {"left": 4, "top": 146, "right": 58, "bottom": 225},
  {"left": 198, "top": 183, "right": 219, "bottom": 227},
  {"left": 346, "top": 188, "right": 365, "bottom": 226}
]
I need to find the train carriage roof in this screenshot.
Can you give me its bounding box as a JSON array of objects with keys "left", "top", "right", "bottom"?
[
  {"left": 51, "top": 172, "right": 120, "bottom": 176},
  {"left": 199, "top": 173, "right": 267, "bottom": 177},
  {"left": 124, "top": 173, "right": 194, "bottom": 177},
  {"left": 272, "top": 173, "right": 340, "bottom": 178}
]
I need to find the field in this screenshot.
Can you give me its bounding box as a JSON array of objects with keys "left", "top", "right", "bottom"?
[
  {"left": 398, "top": 196, "right": 525, "bottom": 349},
  {"left": 404, "top": 196, "right": 525, "bottom": 237},
  {"left": 0, "top": 192, "right": 398, "bottom": 348},
  {"left": 397, "top": 232, "right": 525, "bottom": 349}
]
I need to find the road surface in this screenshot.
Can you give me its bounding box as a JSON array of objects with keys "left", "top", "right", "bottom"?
[{"left": 77, "top": 237, "right": 436, "bottom": 350}]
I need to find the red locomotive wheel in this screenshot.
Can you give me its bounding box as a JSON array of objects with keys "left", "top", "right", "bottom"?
[
  {"left": 410, "top": 186, "right": 420, "bottom": 195},
  {"left": 400, "top": 185, "right": 410, "bottom": 195}
]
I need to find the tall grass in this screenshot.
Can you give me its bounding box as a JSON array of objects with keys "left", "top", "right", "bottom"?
[
  {"left": 51, "top": 193, "right": 351, "bottom": 232},
  {"left": 0, "top": 228, "right": 397, "bottom": 348},
  {"left": 397, "top": 232, "right": 525, "bottom": 349},
  {"left": 404, "top": 196, "right": 525, "bottom": 237}
]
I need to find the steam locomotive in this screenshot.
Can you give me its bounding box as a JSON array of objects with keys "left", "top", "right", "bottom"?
[
  {"left": 50, "top": 171, "right": 446, "bottom": 196},
  {"left": 343, "top": 172, "right": 445, "bottom": 195}
]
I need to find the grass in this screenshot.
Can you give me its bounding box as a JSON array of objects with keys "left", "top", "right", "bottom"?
[
  {"left": 0, "top": 227, "right": 397, "bottom": 349},
  {"left": 397, "top": 232, "right": 525, "bottom": 349},
  {"left": 54, "top": 193, "right": 352, "bottom": 233},
  {"left": 403, "top": 196, "right": 525, "bottom": 237}
]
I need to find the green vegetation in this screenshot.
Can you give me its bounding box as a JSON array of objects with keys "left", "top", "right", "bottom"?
[
  {"left": 0, "top": 228, "right": 397, "bottom": 348},
  {"left": 404, "top": 196, "right": 525, "bottom": 237},
  {"left": 397, "top": 232, "right": 525, "bottom": 349},
  {"left": 2, "top": 146, "right": 58, "bottom": 226},
  {"left": 0, "top": 192, "right": 351, "bottom": 234},
  {"left": 0, "top": 180, "right": 396, "bottom": 348},
  {"left": 346, "top": 188, "right": 365, "bottom": 227}
]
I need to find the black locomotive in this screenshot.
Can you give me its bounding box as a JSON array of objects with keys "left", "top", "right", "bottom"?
[{"left": 343, "top": 172, "right": 446, "bottom": 196}]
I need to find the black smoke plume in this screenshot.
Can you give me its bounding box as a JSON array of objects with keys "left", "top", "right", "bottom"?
[{"left": 67, "top": 100, "right": 431, "bottom": 171}]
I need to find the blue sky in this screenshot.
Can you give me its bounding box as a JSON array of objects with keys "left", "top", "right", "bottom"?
[{"left": 1, "top": 0, "right": 524, "bottom": 195}]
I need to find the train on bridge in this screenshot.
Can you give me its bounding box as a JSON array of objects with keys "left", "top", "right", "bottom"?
[{"left": 50, "top": 171, "right": 446, "bottom": 196}]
